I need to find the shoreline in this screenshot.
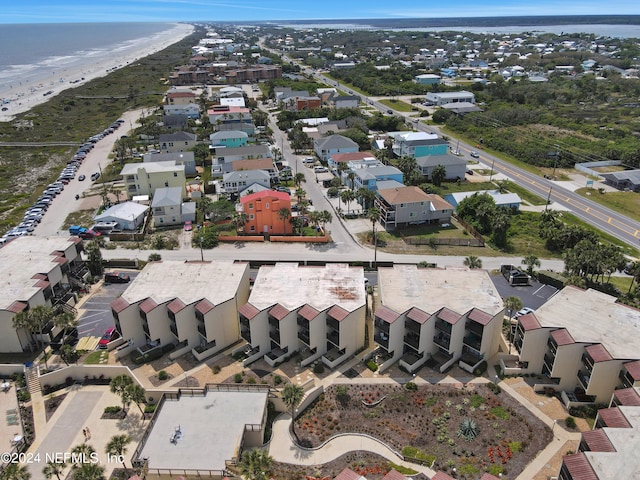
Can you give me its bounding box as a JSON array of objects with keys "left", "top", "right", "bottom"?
[{"left": 0, "top": 23, "right": 194, "bottom": 123}]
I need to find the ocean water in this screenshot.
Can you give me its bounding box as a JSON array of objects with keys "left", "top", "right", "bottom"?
[{"left": 0, "top": 22, "right": 175, "bottom": 98}]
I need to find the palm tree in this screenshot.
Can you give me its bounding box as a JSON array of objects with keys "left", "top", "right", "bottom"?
[
  {"left": 626, "top": 261, "right": 640, "bottom": 293},
  {"left": 431, "top": 164, "right": 446, "bottom": 187},
  {"left": 1, "top": 463, "right": 32, "bottom": 480},
  {"left": 72, "top": 463, "right": 105, "bottom": 480},
  {"left": 12, "top": 305, "right": 54, "bottom": 366},
  {"left": 43, "top": 461, "right": 65, "bottom": 480},
  {"left": 105, "top": 434, "right": 131, "bottom": 471},
  {"left": 318, "top": 210, "right": 333, "bottom": 236},
  {"left": 232, "top": 212, "right": 248, "bottom": 234},
  {"left": 277, "top": 207, "right": 291, "bottom": 235},
  {"left": 295, "top": 188, "right": 306, "bottom": 204},
  {"left": 54, "top": 310, "right": 78, "bottom": 349},
  {"left": 356, "top": 187, "right": 376, "bottom": 212},
  {"left": 293, "top": 173, "right": 306, "bottom": 188},
  {"left": 347, "top": 171, "right": 356, "bottom": 189},
  {"left": 308, "top": 211, "right": 322, "bottom": 236},
  {"left": 281, "top": 383, "right": 304, "bottom": 440},
  {"left": 109, "top": 375, "right": 133, "bottom": 412},
  {"left": 125, "top": 383, "right": 147, "bottom": 418},
  {"left": 463, "top": 255, "right": 483, "bottom": 269},
  {"left": 521, "top": 255, "right": 541, "bottom": 277},
  {"left": 340, "top": 190, "right": 355, "bottom": 214},
  {"left": 69, "top": 444, "right": 97, "bottom": 473},
  {"left": 238, "top": 449, "right": 273, "bottom": 480},
  {"left": 504, "top": 296, "right": 523, "bottom": 354}
]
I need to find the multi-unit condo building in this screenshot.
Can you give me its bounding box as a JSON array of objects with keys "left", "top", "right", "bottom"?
[
  {"left": 143, "top": 151, "right": 197, "bottom": 176},
  {"left": 239, "top": 190, "right": 293, "bottom": 235},
  {"left": 375, "top": 186, "right": 453, "bottom": 231},
  {"left": 558, "top": 387, "right": 640, "bottom": 479},
  {"left": 0, "top": 236, "right": 85, "bottom": 353},
  {"left": 165, "top": 89, "right": 197, "bottom": 105},
  {"left": 391, "top": 131, "right": 448, "bottom": 158},
  {"left": 502, "top": 286, "right": 640, "bottom": 407},
  {"left": 375, "top": 265, "right": 504, "bottom": 374},
  {"left": 120, "top": 161, "right": 186, "bottom": 198},
  {"left": 110, "top": 261, "right": 250, "bottom": 362},
  {"left": 237, "top": 263, "right": 366, "bottom": 369}
]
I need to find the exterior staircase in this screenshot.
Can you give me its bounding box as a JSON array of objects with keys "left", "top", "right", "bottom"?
[{"left": 26, "top": 365, "right": 41, "bottom": 394}]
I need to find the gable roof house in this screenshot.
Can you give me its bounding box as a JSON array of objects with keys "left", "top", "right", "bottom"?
[
  {"left": 314, "top": 135, "right": 359, "bottom": 162},
  {"left": 415, "top": 154, "right": 468, "bottom": 181},
  {"left": 375, "top": 186, "right": 453, "bottom": 230},
  {"left": 165, "top": 89, "right": 197, "bottom": 105},
  {"left": 151, "top": 186, "right": 196, "bottom": 227},
  {"left": 159, "top": 131, "right": 197, "bottom": 154},
  {"left": 94, "top": 202, "right": 149, "bottom": 230}
]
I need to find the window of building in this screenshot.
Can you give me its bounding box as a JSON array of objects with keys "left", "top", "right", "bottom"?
[
  {"left": 248, "top": 203, "right": 254, "bottom": 210},
  {"left": 409, "top": 212, "right": 416, "bottom": 217},
  {"left": 173, "top": 172, "right": 178, "bottom": 177},
  {"left": 164, "top": 181, "right": 169, "bottom": 187},
  {"left": 249, "top": 214, "right": 254, "bottom": 220},
  {"left": 250, "top": 225, "right": 255, "bottom": 231},
  {"left": 265, "top": 203, "right": 269, "bottom": 209}
]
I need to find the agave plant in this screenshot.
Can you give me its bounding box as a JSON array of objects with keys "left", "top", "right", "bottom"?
[{"left": 456, "top": 418, "right": 480, "bottom": 442}]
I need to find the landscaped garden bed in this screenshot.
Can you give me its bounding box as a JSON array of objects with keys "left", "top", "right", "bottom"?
[
  {"left": 270, "top": 452, "right": 402, "bottom": 480},
  {"left": 294, "top": 383, "right": 551, "bottom": 479},
  {"left": 44, "top": 393, "right": 68, "bottom": 422}
]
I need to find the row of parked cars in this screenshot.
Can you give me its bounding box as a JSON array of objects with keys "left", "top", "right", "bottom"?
[{"left": 0, "top": 119, "right": 125, "bottom": 246}]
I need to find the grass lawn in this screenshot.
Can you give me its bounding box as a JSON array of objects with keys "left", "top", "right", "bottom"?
[
  {"left": 63, "top": 209, "right": 98, "bottom": 230},
  {"left": 428, "top": 181, "right": 496, "bottom": 195},
  {"left": 575, "top": 187, "right": 640, "bottom": 223},
  {"left": 379, "top": 98, "right": 413, "bottom": 112},
  {"left": 83, "top": 350, "right": 107, "bottom": 364},
  {"left": 607, "top": 275, "right": 634, "bottom": 294},
  {"left": 503, "top": 211, "right": 557, "bottom": 258}
]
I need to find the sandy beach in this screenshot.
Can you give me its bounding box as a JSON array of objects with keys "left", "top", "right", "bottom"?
[{"left": 0, "top": 23, "right": 194, "bottom": 123}]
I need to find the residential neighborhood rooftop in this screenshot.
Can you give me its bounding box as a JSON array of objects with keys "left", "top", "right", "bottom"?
[
  {"left": 378, "top": 265, "right": 504, "bottom": 316},
  {"left": 120, "top": 161, "right": 184, "bottom": 175},
  {"left": 120, "top": 261, "right": 247, "bottom": 306},
  {"left": 249, "top": 263, "right": 365, "bottom": 313},
  {"left": 533, "top": 286, "right": 640, "bottom": 360}
]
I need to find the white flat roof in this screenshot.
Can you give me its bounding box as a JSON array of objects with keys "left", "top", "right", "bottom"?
[
  {"left": 120, "top": 161, "right": 183, "bottom": 175},
  {"left": 121, "top": 261, "right": 247, "bottom": 306},
  {"left": 378, "top": 265, "right": 504, "bottom": 316},
  {"left": 0, "top": 236, "right": 78, "bottom": 309},
  {"left": 138, "top": 390, "right": 267, "bottom": 472},
  {"left": 535, "top": 286, "right": 640, "bottom": 360},
  {"left": 250, "top": 263, "right": 365, "bottom": 312}
]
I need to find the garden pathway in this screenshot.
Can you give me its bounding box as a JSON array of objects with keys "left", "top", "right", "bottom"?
[{"left": 268, "top": 413, "right": 436, "bottom": 477}]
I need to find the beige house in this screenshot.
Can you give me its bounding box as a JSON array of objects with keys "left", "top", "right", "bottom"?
[
  {"left": 375, "top": 265, "right": 504, "bottom": 373},
  {"left": 120, "top": 161, "right": 186, "bottom": 198},
  {"left": 110, "top": 261, "right": 250, "bottom": 361},
  {"left": 375, "top": 186, "right": 454, "bottom": 230},
  {"left": 238, "top": 263, "right": 366, "bottom": 369},
  {"left": 0, "top": 237, "right": 84, "bottom": 353},
  {"left": 503, "top": 286, "right": 640, "bottom": 406},
  {"left": 159, "top": 131, "right": 197, "bottom": 154}
]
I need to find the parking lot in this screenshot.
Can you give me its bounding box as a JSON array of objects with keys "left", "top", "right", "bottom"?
[
  {"left": 489, "top": 272, "right": 559, "bottom": 312},
  {"left": 77, "top": 270, "right": 138, "bottom": 339}
]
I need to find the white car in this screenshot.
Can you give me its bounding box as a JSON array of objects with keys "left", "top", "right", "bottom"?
[{"left": 515, "top": 307, "right": 535, "bottom": 317}]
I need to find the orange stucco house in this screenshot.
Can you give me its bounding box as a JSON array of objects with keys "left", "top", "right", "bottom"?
[{"left": 240, "top": 190, "right": 293, "bottom": 235}]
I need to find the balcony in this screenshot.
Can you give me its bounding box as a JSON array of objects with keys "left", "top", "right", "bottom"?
[
  {"left": 297, "top": 316, "right": 309, "bottom": 328},
  {"left": 399, "top": 350, "right": 426, "bottom": 373},
  {"left": 581, "top": 353, "right": 594, "bottom": 374},
  {"left": 405, "top": 319, "right": 421, "bottom": 334},
  {"left": 192, "top": 339, "right": 218, "bottom": 362},
  {"left": 298, "top": 330, "right": 310, "bottom": 346},
  {"left": 619, "top": 370, "right": 634, "bottom": 389},
  {"left": 142, "top": 322, "right": 150, "bottom": 337},
  {"left": 374, "top": 319, "right": 390, "bottom": 334},
  {"left": 547, "top": 337, "right": 558, "bottom": 355},
  {"left": 269, "top": 328, "right": 280, "bottom": 345},
  {"left": 197, "top": 323, "right": 207, "bottom": 339},
  {"left": 513, "top": 336, "right": 523, "bottom": 353},
  {"left": 577, "top": 370, "right": 591, "bottom": 390},
  {"left": 463, "top": 334, "right": 482, "bottom": 352},
  {"left": 374, "top": 332, "right": 389, "bottom": 349},
  {"left": 433, "top": 333, "right": 450, "bottom": 350},
  {"left": 327, "top": 317, "right": 339, "bottom": 331},
  {"left": 404, "top": 333, "right": 420, "bottom": 350},
  {"left": 435, "top": 319, "right": 452, "bottom": 335},
  {"left": 466, "top": 321, "right": 483, "bottom": 336},
  {"left": 240, "top": 328, "right": 251, "bottom": 344},
  {"left": 327, "top": 329, "right": 340, "bottom": 347},
  {"left": 265, "top": 346, "right": 289, "bottom": 367},
  {"left": 169, "top": 322, "right": 179, "bottom": 339},
  {"left": 543, "top": 353, "right": 555, "bottom": 372}
]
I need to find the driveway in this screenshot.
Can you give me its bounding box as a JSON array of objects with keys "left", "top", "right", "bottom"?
[{"left": 77, "top": 271, "right": 138, "bottom": 338}]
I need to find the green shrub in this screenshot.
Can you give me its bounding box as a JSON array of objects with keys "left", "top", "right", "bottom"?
[
  {"left": 405, "top": 381, "right": 418, "bottom": 391},
  {"left": 508, "top": 441, "right": 522, "bottom": 453},
  {"left": 401, "top": 446, "right": 436, "bottom": 465},
  {"left": 234, "top": 373, "right": 243, "bottom": 383},
  {"left": 487, "top": 382, "right": 502, "bottom": 394},
  {"left": 473, "top": 361, "right": 488, "bottom": 376},
  {"left": 158, "top": 370, "right": 169, "bottom": 381},
  {"left": 274, "top": 375, "right": 282, "bottom": 385},
  {"left": 246, "top": 376, "right": 256, "bottom": 384},
  {"left": 211, "top": 365, "right": 221, "bottom": 374},
  {"left": 470, "top": 394, "right": 486, "bottom": 408},
  {"left": 313, "top": 363, "right": 325, "bottom": 374},
  {"left": 490, "top": 406, "right": 510, "bottom": 420},
  {"left": 387, "top": 462, "right": 418, "bottom": 475},
  {"left": 366, "top": 360, "right": 378, "bottom": 372},
  {"left": 144, "top": 405, "right": 157, "bottom": 414},
  {"left": 565, "top": 416, "right": 577, "bottom": 429},
  {"left": 17, "top": 390, "right": 31, "bottom": 402},
  {"left": 104, "top": 406, "right": 122, "bottom": 414},
  {"left": 489, "top": 464, "right": 504, "bottom": 476}
]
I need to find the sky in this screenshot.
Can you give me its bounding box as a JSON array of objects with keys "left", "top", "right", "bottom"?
[{"left": 3, "top": 1, "right": 639, "bottom": 24}]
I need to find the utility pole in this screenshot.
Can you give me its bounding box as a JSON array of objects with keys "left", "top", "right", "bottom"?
[
  {"left": 545, "top": 186, "right": 553, "bottom": 211},
  {"left": 489, "top": 158, "right": 495, "bottom": 183},
  {"left": 199, "top": 236, "right": 204, "bottom": 262}
]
